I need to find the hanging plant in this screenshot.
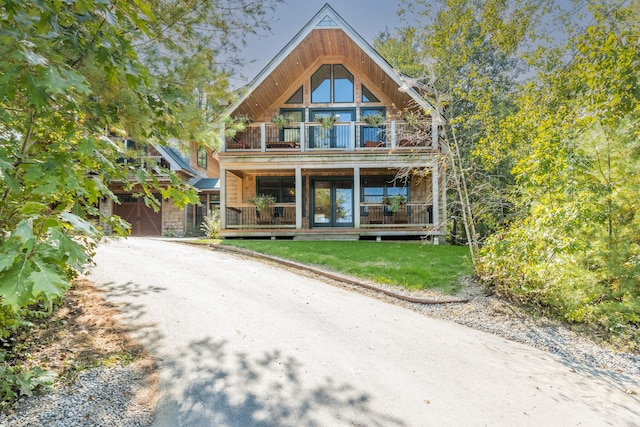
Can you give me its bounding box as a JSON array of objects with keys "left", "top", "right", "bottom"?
[
  {"left": 363, "top": 113, "right": 385, "bottom": 127},
  {"left": 272, "top": 114, "right": 293, "bottom": 129},
  {"left": 382, "top": 194, "right": 407, "bottom": 212},
  {"left": 316, "top": 115, "right": 337, "bottom": 130}
]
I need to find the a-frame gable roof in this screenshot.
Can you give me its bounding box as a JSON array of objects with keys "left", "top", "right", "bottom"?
[{"left": 225, "top": 3, "right": 436, "bottom": 119}]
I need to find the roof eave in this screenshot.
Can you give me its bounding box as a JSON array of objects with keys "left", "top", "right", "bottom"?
[{"left": 224, "top": 3, "right": 440, "bottom": 119}]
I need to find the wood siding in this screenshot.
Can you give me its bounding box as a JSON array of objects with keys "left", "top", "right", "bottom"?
[{"left": 234, "top": 29, "right": 414, "bottom": 122}]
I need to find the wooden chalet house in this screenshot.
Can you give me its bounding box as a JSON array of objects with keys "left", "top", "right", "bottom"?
[{"left": 218, "top": 4, "right": 446, "bottom": 241}]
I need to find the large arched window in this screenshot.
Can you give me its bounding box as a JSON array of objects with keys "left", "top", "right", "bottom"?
[{"left": 311, "top": 64, "right": 354, "bottom": 103}]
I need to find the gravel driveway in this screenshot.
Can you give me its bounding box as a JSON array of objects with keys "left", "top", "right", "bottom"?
[{"left": 86, "top": 238, "right": 639, "bottom": 426}]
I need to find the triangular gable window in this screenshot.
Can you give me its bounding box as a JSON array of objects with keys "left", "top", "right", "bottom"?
[
  {"left": 362, "top": 85, "right": 380, "bottom": 103},
  {"left": 317, "top": 16, "right": 337, "bottom": 27},
  {"left": 286, "top": 86, "right": 304, "bottom": 104}
]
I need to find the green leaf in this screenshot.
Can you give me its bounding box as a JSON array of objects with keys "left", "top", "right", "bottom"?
[
  {"left": 0, "top": 157, "right": 14, "bottom": 172},
  {"left": 19, "top": 202, "right": 48, "bottom": 217},
  {"left": 42, "top": 66, "right": 69, "bottom": 94},
  {"left": 48, "top": 228, "right": 89, "bottom": 270},
  {"left": 24, "top": 73, "right": 47, "bottom": 111},
  {"left": 12, "top": 220, "right": 34, "bottom": 243},
  {"left": 60, "top": 212, "right": 98, "bottom": 236},
  {"left": 0, "top": 252, "right": 19, "bottom": 273},
  {"left": 0, "top": 264, "right": 32, "bottom": 309},
  {"left": 29, "top": 264, "right": 69, "bottom": 301},
  {"left": 21, "top": 49, "right": 48, "bottom": 67}
]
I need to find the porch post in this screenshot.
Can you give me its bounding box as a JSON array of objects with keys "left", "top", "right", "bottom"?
[
  {"left": 431, "top": 160, "right": 440, "bottom": 244},
  {"left": 354, "top": 166, "right": 361, "bottom": 228},
  {"left": 299, "top": 122, "right": 305, "bottom": 152},
  {"left": 295, "top": 166, "right": 302, "bottom": 229},
  {"left": 350, "top": 122, "right": 355, "bottom": 151},
  {"left": 391, "top": 120, "right": 396, "bottom": 149},
  {"left": 260, "top": 122, "right": 266, "bottom": 152},
  {"left": 220, "top": 166, "right": 227, "bottom": 230}
]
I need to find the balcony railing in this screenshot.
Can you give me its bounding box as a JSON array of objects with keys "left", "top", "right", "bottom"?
[
  {"left": 224, "top": 121, "right": 436, "bottom": 152},
  {"left": 224, "top": 202, "right": 432, "bottom": 229},
  {"left": 360, "top": 203, "right": 432, "bottom": 227}
]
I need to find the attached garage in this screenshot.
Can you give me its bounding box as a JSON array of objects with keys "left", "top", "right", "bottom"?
[{"left": 114, "top": 195, "right": 162, "bottom": 236}]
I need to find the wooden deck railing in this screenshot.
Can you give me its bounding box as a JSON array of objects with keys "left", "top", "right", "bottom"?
[
  {"left": 360, "top": 203, "right": 432, "bottom": 227},
  {"left": 225, "top": 204, "right": 297, "bottom": 228},
  {"left": 224, "top": 202, "right": 432, "bottom": 229}
]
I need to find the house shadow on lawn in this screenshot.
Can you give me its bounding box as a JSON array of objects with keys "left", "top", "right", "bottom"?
[{"left": 152, "top": 337, "right": 407, "bottom": 427}]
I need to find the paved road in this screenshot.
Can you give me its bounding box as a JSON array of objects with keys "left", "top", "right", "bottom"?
[{"left": 87, "top": 238, "right": 639, "bottom": 426}]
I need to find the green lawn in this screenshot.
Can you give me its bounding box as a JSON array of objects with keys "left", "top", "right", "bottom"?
[{"left": 222, "top": 240, "right": 472, "bottom": 295}]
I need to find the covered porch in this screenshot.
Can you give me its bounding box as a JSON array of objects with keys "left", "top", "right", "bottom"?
[{"left": 219, "top": 159, "right": 445, "bottom": 240}]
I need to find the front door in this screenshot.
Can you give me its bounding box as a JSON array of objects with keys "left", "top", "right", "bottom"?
[{"left": 312, "top": 179, "right": 353, "bottom": 227}]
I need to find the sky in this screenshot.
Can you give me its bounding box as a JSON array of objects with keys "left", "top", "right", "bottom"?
[
  {"left": 231, "top": 0, "right": 408, "bottom": 87},
  {"left": 230, "top": 0, "right": 583, "bottom": 88}
]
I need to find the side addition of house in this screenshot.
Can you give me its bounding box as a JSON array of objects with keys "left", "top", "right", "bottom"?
[{"left": 218, "top": 4, "right": 446, "bottom": 241}]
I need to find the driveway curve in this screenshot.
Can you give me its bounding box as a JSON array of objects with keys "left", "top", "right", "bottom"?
[{"left": 87, "top": 238, "right": 639, "bottom": 426}]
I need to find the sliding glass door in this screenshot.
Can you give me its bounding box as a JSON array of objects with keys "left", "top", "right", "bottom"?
[{"left": 309, "top": 109, "right": 354, "bottom": 149}]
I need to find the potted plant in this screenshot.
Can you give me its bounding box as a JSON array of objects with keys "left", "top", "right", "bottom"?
[
  {"left": 249, "top": 193, "right": 276, "bottom": 212},
  {"left": 363, "top": 113, "right": 385, "bottom": 127},
  {"left": 234, "top": 114, "right": 253, "bottom": 125},
  {"left": 272, "top": 114, "right": 293, "bottom": 129},
  {"left": 402, "top": 111, "right": 422, "bottom": 129},
  {"left": 249, "top": 193, "right": 277, "bottom": 224},
  {"left": 382, "top": 194, "right": 406, "bottom": 213}
]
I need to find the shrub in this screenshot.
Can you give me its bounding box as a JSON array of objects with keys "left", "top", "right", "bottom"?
[{"left": 200, "top": 209, "right": 221, "bottom": 239}]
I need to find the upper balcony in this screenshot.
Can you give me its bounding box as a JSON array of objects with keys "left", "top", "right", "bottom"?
[{"left": 222, "top": 121, "right": 439, "bottom": 153}]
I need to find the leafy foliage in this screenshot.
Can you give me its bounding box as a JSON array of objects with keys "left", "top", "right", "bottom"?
[
  {"left": 248, "top": 194, "right": 277, "bottom": 212},
  {"left": 0, "top": 0, "right": 281, "bottom": 401},
  {"left": 392, "top": 0, "right": 549, "bottom": 265},
  {"left": 382, "top": 194, "right": 407, "bottom": 213},
  {"left": 385, "top": 0, "right": 639, "bottom": 342},
  {"left": 0, "top": 364, "right": 56, "bottom": 403},
  {"left": 374, "top": 27, "right": 426, "bottom": 78},
  {"left": 200, "top": 209, "right": 221, "bottom": 239},
  {"left": 478, "top": 0, "right": 640, "bottom": 342}
]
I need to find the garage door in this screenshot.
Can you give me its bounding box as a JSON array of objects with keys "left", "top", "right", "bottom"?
[{"left": 114, "top": 195, "right": 162, "bottom": 236}]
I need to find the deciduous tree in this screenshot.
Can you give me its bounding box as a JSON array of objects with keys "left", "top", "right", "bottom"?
[
  {"left": 0, "top": 0, "right": 280, "bottom": 398},
  {"left": 478, "top": 0, "right": 640, "bottom": 340}
]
